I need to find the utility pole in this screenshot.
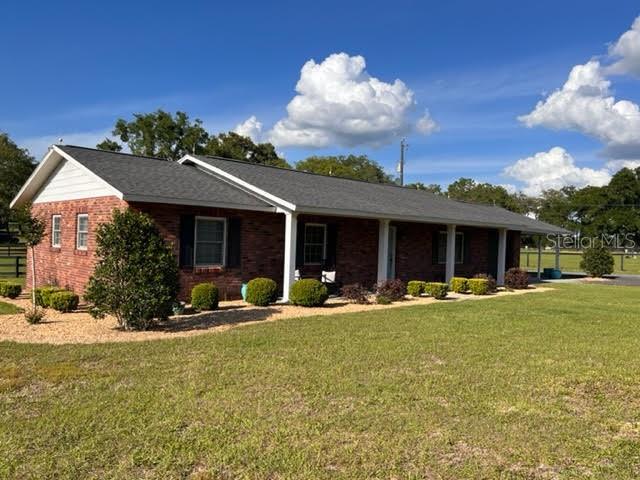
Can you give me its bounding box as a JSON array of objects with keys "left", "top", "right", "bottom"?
[{"left": 397, "top": 138, "right": 408, "bottom": 186}]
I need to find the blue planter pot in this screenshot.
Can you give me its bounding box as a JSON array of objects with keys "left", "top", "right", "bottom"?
[
  {"left": 550, "top": 269, "right": 562, "bottom": 279},
  {"left": 241, "top": 283, "right": 248, "bottom": 301}
]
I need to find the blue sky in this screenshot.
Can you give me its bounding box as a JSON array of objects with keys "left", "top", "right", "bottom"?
[{"left": 2, "top": 1, "right": 640, "bottom": 194}]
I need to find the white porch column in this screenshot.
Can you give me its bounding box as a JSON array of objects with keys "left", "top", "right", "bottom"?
[
  {"left": 445, "top": 224, "right": 456, "bottom": 283},
  {"left": 282, "top": 211, "right": 297, "bottom": 302},
  {"left": 497, "top": 228, "right": 508, "bottom": 286},
  {"left": 377, "top": 219, "right": 390, "bottom": 283}
]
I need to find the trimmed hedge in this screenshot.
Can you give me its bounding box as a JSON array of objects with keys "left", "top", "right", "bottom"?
[
  {"left": 425, "top": 282, "right": 448, "bottom": 300},
  {"left": 407, "top": 280, "right": 427, "bottom": 297},
  {"left": 449, "top": 277, "right": 468, "bottom": 293},
  {"left": 376, "top": 295, "right": 392, "bottom": 305},
  {"left": 473, "top": 273, "right": 496, "bottom": 292},
  {"left": 468, "top": 278, "right": 489, "bottom": 295},
  {"left": 35, "top": 286, "right": 64, "bottom": 307},
  {"left": 245, "top": 277, "right": 278, "bottom": 306},
  {"left": 289, "top": 279, "right": 328, "bottom": 307},
  {"left": 49, "top": 291, "right": 80, "bottom": 312},
  {"left": 376, "top": 279, "right": 406, "bottom": 301},
  {"left": 191, "top": 283, "right": 219, "bottom": 311},
  {"left": 505, "top": 268, "right": 529, "bottom": 289},
  {"left": 0, "top": 282, "right": 22, "bottom": 299}
]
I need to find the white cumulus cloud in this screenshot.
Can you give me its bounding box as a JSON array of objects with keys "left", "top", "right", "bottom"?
[
  {"left": 503, "top": 146, "right": 611, "bottom": 196},
  {"left": 608, "top": 16, "right": 640, "bottom": 76},
  {"left": 520, "top": 16, "right": 640, "bottom": 162},
  {"left": 234, "top": 115, "right": 263, "bottom": 142},
  {"left": 264, "top": 52, "right": 437, "bottom": 148}
]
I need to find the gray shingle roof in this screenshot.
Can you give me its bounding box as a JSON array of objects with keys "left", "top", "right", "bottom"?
[
  {"left": 191, "top": 155, "right": 567, "bottom": 234},
  {"left": 58, "top": 146, "right": 272, "bottom": 210}
]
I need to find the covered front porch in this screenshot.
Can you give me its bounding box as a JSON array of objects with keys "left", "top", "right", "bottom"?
[{"left": 281, "top": 212, "right": 519, "bottom": 301}]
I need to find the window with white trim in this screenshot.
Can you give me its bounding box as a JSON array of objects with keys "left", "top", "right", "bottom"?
[
  {"left": 51, "top": 215, "right": 61, "bottom": 247},
  {"left": 437, "top": 231, "right": 464, "bottom": 264},
  {"left": 304, "top": 223, "right": 326, "bottom": 265},
  {"left": 194, "top": 217, "right": 226, "bottom": 266},
  {"left": 76, "top": 214, "right": 89, "bottom": 250}
]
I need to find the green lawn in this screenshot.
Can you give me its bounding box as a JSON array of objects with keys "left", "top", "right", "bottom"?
[
  {"left": 521, "top": 250, "right": 640, "bottom": 274},
  {"left": 2, "top": 283, "right": 640, "bottom": 478},
  {"left": 0, "top": 301, "right": 21, "bottom": 315}
]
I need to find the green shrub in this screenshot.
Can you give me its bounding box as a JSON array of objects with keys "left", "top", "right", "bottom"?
[
  {"left": 376, "top": 295, "right": 392, "bottom": 305},
  {"left": 340, "top": 283, "right": 370, "bottom": 304},
  {"left": 505, "top": 268, "right": 529, "bottom": 289},
  {"left": 34, "top": 286, "right": 64, "bottom": 307},
  {"left": 24, "top": 307, "right": 45, "bottom": 324},
  {"left": 580, "top": 243, "right": 614, "bottom": 277},
  {"left": 191, "top": 283, "right": 219, "bottom": 311},
  {"left": 449, "top": 277, "right": 468, "bottom": 293},
  {"left": 375, "top": 279, "right": 406, "bottom": 301},
  {"left": 83, "top": 208, "right": 179, "bottom": 331},
  {"left": 425, "top": 282, "right": 448, "bottom": 300},
  {"left": 473, "top": 273, "right": 497, "bottom": 292},
  {"left": 468, "top": 278, "right": 489, "bottom": 295},
  {"left": 289, "top": 279, "right": 328, "bottom": 307},
  {"left": 49, "top": 291, "right": 80, "bottom": 312},
  {"left": 245, "top": 277, "right": 278, "bottom": 306},
  {"left": 407, "top": 280, "right": 427, "bottom": 297},
  {"left": 0, "top": 282, "right": 22, "bottom": 299}
]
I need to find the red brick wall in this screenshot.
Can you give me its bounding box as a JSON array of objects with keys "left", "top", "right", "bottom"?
[
  {"left": 27, "top": 196, "right": 522, "bottom": 300},
  {"left": 296, "top": 215, "right": 379, "bottom": 288},
  {"left": 28, "top": 196, "right": 127, "bottom": 294},
  {"left": 128, "top": 203, "right": 285, "bottom": 301},
  {"left": 393, "top": 223, "right": 492, "bottom": 282}
]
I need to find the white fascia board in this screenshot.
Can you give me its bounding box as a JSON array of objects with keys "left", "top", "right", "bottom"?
[
  {"left": 179, "top": 155, "right": 296, "bottom": 212},
  {"left": 10, "top": 147, "right": 58, "bottom": 209},
  {"left": 296, "top": 205, "right": 563, "bottom": 234},
  {"left": 122, "top": 194, "right": 277, "bottom": 212}
]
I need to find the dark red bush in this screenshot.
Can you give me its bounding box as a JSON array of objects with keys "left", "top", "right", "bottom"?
[
  {"left": 375, "top": 279, "right": 406, "bottom": 301},
  {"left": 340, "top": 283, "right": 370, "bottom": 304},
  {"left": 505, "top": 268, "right": 529, "bottom": 289}
]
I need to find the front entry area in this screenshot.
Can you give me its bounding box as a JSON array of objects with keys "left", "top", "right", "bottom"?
[{"left": 387, "top": 225, "right": 397, "bottom": 279}]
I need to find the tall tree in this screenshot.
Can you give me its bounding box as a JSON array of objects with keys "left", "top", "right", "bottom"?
[
  {"left": 104, "top": 110, "right": 209, "bottom": 160},
  {"left": 96, "top": 138, "right": 122, "bottom": 152},
  {"left": 405, "top": 182, "right": 444, "bottom": 195},
  {"left": 446, "top": 177, "right": 526, "bottom": 213},
  {"left": 204, "top": 132, "right": 289, "bottom": 168},
  {"left": 0, "top": 133, "right": 35, "bottom": 228},
  {"left": 295, "top": 155, "right": 392, "bottom": 183}
]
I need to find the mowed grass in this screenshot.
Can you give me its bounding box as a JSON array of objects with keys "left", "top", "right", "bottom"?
[
  {"left": 2, "top": 283, "right": 640, "bottom": 479},
  {"left": 0, "top": 301, "right": 21, "bottom": 315},
  {"left": 521, "top": 250, "right": 640, "bottom": 274}
]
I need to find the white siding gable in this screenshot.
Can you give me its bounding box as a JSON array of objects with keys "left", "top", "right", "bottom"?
[{"left": 33, "top": 159, "right": 116, "bottom": 204}]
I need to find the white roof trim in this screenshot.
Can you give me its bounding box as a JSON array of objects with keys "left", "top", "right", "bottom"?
[
  {"left": 10, "top": 145, "right": 123, "bottom": 209},
  {"left": 179, "top": 155, "right": 296, "bottom": 212},
  {"left": 122, "top": 194, "right": 276, "bottom": 212},
  {"left": 296, "top": 205, "right": 565, "bottom": 235}
]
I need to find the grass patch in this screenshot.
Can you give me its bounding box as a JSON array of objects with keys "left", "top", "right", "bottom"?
[
  {"left": 1, "top": 283, "right": 640, "bottom": 478},
  {"left": 521, "top": 250, "right": 640, "bottom": 274},
  {"left": 0, "top": 301, "right": 21, "bottom": 315}
]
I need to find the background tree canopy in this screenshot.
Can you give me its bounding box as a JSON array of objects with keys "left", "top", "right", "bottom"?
[
  {"left": 98, "top": 110, "right": 288, "bottom": 167},
  {"left": 295, "top": 155, "right": 392, "bottom": 183},
  {"left": 0, "top": 133, "right": 35, "bottom": 228}
]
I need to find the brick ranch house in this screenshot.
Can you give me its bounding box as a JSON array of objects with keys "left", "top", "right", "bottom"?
[{"left": 11, "top": 145, "right": 566, "bottom": 301}]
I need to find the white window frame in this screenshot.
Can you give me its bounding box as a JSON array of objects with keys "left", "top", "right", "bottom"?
[
  {"left": 76, "top": 214, "right": 89, "bottom": 251},
  {"left": 194, "top": 216, "right": 227, "bottom": 267},
  {"left": 304, "top": 223, "right": 327, "bottom": 265},
  {"left": 51, "top": 215, "right": 61, "bottom": 248},
  {"left": 437, "top": 231, "right": 464, "bottom": 264}
]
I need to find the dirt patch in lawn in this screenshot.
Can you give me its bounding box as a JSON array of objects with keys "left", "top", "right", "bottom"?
[{"left": 0, "top": 287, "right": 552, "bottom": 345}]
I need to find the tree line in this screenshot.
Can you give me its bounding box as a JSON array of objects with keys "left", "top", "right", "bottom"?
[{"left": 1, "top": 110, "right": 639, "bottom": 247}]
